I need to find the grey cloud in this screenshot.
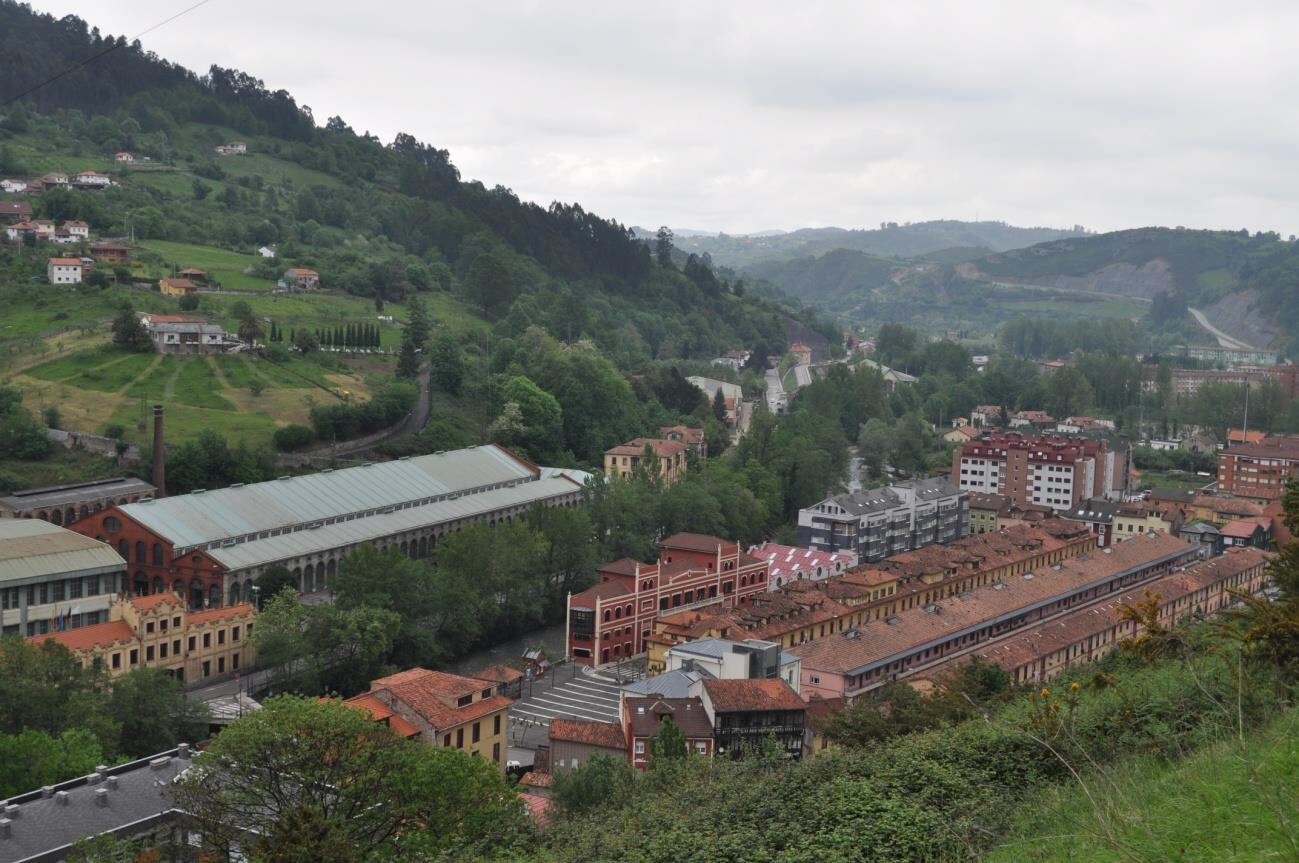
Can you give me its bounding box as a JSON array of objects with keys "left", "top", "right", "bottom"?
[{"left": 28, "top": 0, "right": 1299, "bottom": 236}]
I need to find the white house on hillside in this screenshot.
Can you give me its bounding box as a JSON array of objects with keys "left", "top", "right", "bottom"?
[{"left": 47, "top": 258, "right": 83, "bottom": 284}]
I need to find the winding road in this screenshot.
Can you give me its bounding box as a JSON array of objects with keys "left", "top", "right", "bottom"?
[{"left": 1188, "top": 307, "right": 1257, "bottom": 351}]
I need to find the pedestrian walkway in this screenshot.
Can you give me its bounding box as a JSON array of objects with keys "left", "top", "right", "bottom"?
[{"left": 510, "top": 673, "right": 624, "bottom": 727}]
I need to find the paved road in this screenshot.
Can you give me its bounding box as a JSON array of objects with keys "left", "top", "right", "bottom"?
[
  {"left": 793, "top": 363, "right": 812, "bottom": 388},
  {"left": 1188, "top": 307, "right": 1257, "bottom": 351},
  {"left": 765, "top": 368, "right": 787, "bottom": 413}
]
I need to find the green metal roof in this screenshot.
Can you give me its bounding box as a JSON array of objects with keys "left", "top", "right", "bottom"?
[
  {"left": 0, "top": 519, "right": 125, "bottom": 585},
  {"left": 120, "top": 445, "right": 543, "bottom": 551}
]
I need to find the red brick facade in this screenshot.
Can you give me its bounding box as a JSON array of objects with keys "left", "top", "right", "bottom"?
[
  {"left": 567, "top": 533, "right": 769, "bottom": 666},
  {"left": 1216, "top": 436, "right": 1299, "bottom": 502},
  {"left": 73, "top": 508, "right": 226, "bottom": 608}
]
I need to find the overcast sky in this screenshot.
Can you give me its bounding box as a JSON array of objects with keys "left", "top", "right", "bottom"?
[{"left": 30, "top": 1, "right": 1299, "bottom": 236}]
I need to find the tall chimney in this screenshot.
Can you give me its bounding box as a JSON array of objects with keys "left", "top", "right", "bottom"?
[{"left": 152, "top": 404, "right": 166, "bottom": 498}]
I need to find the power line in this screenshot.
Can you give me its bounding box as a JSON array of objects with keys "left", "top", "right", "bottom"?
[{"left": 3, "top": 0, "right": 217, "bottom": 108}]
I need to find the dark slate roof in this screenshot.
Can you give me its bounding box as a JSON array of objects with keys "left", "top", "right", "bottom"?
[{"left": 0, "top": 748, "right": 193, "bottom": 863}]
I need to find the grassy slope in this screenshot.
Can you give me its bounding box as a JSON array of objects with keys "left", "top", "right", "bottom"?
[{"left": 984, "top": 708, "right": 1299, "bottom": 863}]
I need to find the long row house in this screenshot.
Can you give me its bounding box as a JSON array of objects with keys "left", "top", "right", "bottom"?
[{"left": 72, "top": 445, "right": 588, "bottom": 610}]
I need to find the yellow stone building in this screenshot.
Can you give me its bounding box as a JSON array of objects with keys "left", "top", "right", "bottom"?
[
  {"left": 344, "top": 668, "right": 513, "bottom": 771},
  {"left": 603, "top": 438, "right": 688, "bottom": 485},
  {"left": 29, "top": 592, "right": 256, "bottom": 684}
]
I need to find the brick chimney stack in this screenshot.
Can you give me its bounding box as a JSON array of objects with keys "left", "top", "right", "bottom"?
[{"left": 152, "top": 404, "right": 166, "bottom": 498}]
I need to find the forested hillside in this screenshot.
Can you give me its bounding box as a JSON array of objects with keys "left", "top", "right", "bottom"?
[
  {"left": 649, "top": 220, "right": 1087, "bottom": 269},
  {"left": 968, "top": 227, "right": 1299, "bottom": 351},
  {"left": 0, "top": 1, "right": 852, "bottom": 483}
]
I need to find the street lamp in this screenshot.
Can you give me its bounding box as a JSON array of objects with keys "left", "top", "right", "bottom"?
[{"left": 249, "top": 584, "right": 261, "bottom": 611}]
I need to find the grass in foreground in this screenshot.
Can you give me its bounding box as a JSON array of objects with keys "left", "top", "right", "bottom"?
[{"left": 984, "top": 708, "right": 1299, "bottom": 863}]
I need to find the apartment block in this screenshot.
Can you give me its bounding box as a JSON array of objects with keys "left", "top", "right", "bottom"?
[
  {"left": 798, "top": 478, "right": 968, "bottom": 563},
  {"left": 952, "top": 432, "right": 1128, "bottom": 511}
]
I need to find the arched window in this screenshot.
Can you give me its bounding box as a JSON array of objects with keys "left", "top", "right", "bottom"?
[
  {"left": 326, "top": 559, "right": 337, "bottom": 583},
  {"left": 303, "top": 564, "right": 315, "bottom": 592},
  {"left": 292, "top": 567, "right": 302, "bottom": 590},
  {"left": 400, "top": 541, "right": 408, "bottom": 557},
  {"left": 64, "top": 508, "right": 75, "bottom": 525},
  {"left": 37, "top": 510, "right": 48, "bottom": 522},
  {"left": 173, "top": 579, "right": 184, "bottom": 596},
  {"left": 229, "top": 582, "right": 242, "bottom": 605},
  {"left": 135, "top": 542, "right": 147, "bottom": 564},
  {"left": 152, "top": 576, "right": 163, "bottom": 594},
  {"left": 418, "top": 537, "right": 428, "bottom": 558},
  {"left": 152, "top": 544, "right": 164, "bottom": 566},
  {"left": 603, "top": 610, "right": 611, "bottom": 622},
  {"left": 209, "top": 585, "right": 221, "bottom": 608},
  {"left": 189, "top": 579, "right": 204, "bottom": 609},
  {"left": 118, "top": 539, "right": 129, "bottom": 561},
  {"left": 50, "top": 510, "right": 63, "bottom": 526},
  {"left": 134, "top": 572, "right": 148, "bottom": 596},
  {"left": 614, "top": 607, "right": 622, "bottom": 620},
  {"left": 79, "top": 505, "right": 89, "bottom": 520}
]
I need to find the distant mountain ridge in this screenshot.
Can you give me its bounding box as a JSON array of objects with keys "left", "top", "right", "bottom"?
[{"left": 635, "top": 220, "right": 1089, "bottom": 269}]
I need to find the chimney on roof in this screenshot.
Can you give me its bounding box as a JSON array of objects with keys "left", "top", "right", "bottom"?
[{"left": 152, "top": 405, "right": 166, "bottom": 498}]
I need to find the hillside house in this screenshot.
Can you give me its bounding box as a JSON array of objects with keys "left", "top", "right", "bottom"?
[
  {"left": 4, "top": 221, "right": 37, "bottom": 241},
  {"left": 257, "top": 245, "right": 277, "bottom": 258},
  {"left": 658, "top": 425, "right": 707, "bottom": 459},
  {"left": 281, "top": 267, "right": 320, "bottom": 291},
  {"left": 0, "top": 179, "right": 28, "bottom": 193},
  {"left": 72, "top": 170, "right": 112, "bottom": 188},
  {"left": 63, "top": 220, "right": 90, "bottom": 239},
  {"left": 215, "top": 141, "right": 248, "bottom": 156},
  {"left": 790, "top": 342, "right": 813, "bottom": 365},
  {"left": 178, "top": 268, "right": 208, "bottom": 284},
  {"left": 47, "top": 258, "right": 83, "bottom": 285},
  {"left": 0, "top": 200, "right": 34, "bottom": 223},
  {"left": 38, "top": 172, "right": 69, "bottom": 189},
  {"left": 159, "top": 277, "right": 200, "bottom": 297},
  {"left": 139, "top": 313, "right": 231, "bottom": 355},
  {"left": 114, "top": 152, "right": 135, "bottom": 163},
  {"left": 90, "top": 242, "right": 129, "bottom": 263}
]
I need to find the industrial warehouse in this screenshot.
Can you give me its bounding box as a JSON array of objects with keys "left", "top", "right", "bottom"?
[{"left": 72, "top": 445, "right": 590, "bottom": 609}]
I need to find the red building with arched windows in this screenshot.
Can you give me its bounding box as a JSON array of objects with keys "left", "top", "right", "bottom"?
[{"left": 567, "top": 533, "right": 770, "bottom": 666}]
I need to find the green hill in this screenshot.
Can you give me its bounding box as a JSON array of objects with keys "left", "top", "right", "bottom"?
[
  {"left": 968, "top": 227, "right": 1299, "bottom": 351},
  {"left": 0, "top": 0, "right": 839, "bottom": 465},
  {"left": 650, "top": 220, "right": 1087, "bottom": 269},
  {"left": 986, "top": 707, "right": 1299, "bottom": 863}
]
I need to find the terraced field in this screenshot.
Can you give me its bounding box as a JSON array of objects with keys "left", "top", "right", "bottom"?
[{"left": 11, "top": 347, "right": 370, "bottom": 449}]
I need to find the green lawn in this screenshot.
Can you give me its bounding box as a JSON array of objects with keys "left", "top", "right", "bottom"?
[
  {"left": 213, "top": 152, "right": 346, "bottom": 191},
  {"left": 0, "top": 286, "right": 173, "bottom": 346},
  {"left": 24, "top": 346, "right": 128, "bottom": 383},
  {"left": 206, "top": 293, "right": 410, "bottom": 349},
  {"left": 138, "top": 240, "right": 275, "bottom": 292},
  {"left": 213, "top": 354, "right": 267, "bottom": 390},
  {"left": 66, "top": 353, "right": 158, "bottom": 393},
  {"left": 998, "top": 296, "right": 1149, "bottom": 320},
  {"left": 985, "top": 709, "right": 1299, "bottom": 863},
  {"left": 172, "top": 358, "right": 237, "bottom": 410},
  {"left": 107, "top": 400, "right": 279, "bottom": 449}
]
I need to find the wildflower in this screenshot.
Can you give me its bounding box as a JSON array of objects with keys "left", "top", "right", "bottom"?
[
  {"left": 1070, "top": 682, "right": 1080, "bottom": 692},
  {"left": 1040, "top": 688, "right": 1050, "bottom": 699}
]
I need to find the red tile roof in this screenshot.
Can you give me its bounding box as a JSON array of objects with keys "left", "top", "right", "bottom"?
[
  {"left": 660, "top": 532, "right": 731, "bottom": 553},
  {"left": 28, "top": 620, "right": 135, "bottom": 652},
  {"left": 519, "top": 770, "right": 553, "bottom": 788},
  {"left": 473, "top": 663, "right": 524, "bottom": 685},
  {"left": 1193, "top": 495, "right": 1265, "bottom": 518},
  {"left": 520, "top": 791, "right": 553, "bottom": 827},
  {"left": 386, "top": 683, "right": 512, "bottom": 731},
  {"left": 1220, "top": 517, "right": 1270, "bottom": 539},
  {"left": 793, "top": 533, "right": 1194, "bottom": 677},
  {"left": 189, "top": 603, "right": 255, "bottom": 625},
  {"left": 549, "top": 719, "right": 626, "bottom": 750},
  {"left": 129, "top": 592, "right": 183, "bottom": 611},
  {"left": 47, "top": 258, "right": 83, "bottom": 266},
  {"left": 341, "top": 693, "right": 420, "bottom": 738},
  {"left": 604, "top": 438, "right": 688, "bottom": 458},
  {"left": 702, "top": 678, "right": 805, "bottom": 712},
  {"left": 570, "top": 580, "right": 633, "bottom": 606}
]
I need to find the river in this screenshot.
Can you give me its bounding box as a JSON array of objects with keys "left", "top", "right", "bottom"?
[{"left": 448, "top": 620, "right": 568, "bottom": 677}]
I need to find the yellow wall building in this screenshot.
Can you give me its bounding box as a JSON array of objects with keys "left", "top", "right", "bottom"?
[
  {"left": 346, "top": 668, "right": 513, "bottom": 771},
  {"left": 603, "top": 438, "right": 688, "bottom": 485},
  {"left": 30, "top": 592, "right": 256, "bottom": 684}
]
